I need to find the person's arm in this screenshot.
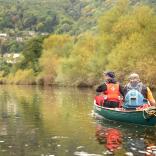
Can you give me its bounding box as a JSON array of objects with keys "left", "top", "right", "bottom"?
[
  {"left": 147, "top": 87, "right": 156, "bottom": 106},
  {"left": 96, "top": 84, "right": 107, "bottom": 92}
]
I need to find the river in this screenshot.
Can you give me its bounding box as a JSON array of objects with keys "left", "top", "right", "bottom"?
[{"left": 0, "top": 85, "right": 156, "bottom": 156}]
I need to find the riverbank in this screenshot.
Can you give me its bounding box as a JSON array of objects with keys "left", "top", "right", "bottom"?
[
  {"left": 0, "top": 79, "right": 95, "bottom": 88},
  {"left": 0, "top": 78, "right": 156, "bottom": 91}
]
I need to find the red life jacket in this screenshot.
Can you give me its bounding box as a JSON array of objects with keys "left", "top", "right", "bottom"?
[{"left": 104, "top": 83, "right": 120, "bottom": 102}]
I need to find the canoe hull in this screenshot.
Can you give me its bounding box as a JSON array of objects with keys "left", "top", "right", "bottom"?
[{"left": 94, "top": 103, "right": 156, "bottom": 126}]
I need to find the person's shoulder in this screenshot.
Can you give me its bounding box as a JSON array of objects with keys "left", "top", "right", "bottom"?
[
  {"left": 96, "top": 83, "right": 107, "bottom": 92},
  {"left": 140, "top": 82, "right": 147, "bottom": 89},
  {"left": 96, "top": 83, "right": 106, "bottom": 88},
  {"left": 99, "top": 82, "right": 106, "bottom": 85},
  {"left": 146, "top": 86, "right": 152, "bottom": 91}
]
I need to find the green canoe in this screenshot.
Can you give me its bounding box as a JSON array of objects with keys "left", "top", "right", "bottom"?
[{"left": 94, "top": 101, "right": 156, "bottom": 126}]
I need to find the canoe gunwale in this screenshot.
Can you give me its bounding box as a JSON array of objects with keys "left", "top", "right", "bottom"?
[{"left": 94, "top": 101, "right": 142, "bottom": 113}]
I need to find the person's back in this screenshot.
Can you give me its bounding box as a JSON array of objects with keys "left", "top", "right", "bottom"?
[
  {"left": 124, "top": 73, "right": 156, "bottom": 109},
  {"left": 124, "top": 89, "right": 148, "bottom": 109},
  {"left": 104, "top": 82, "right": 121, "bottom": 108}
]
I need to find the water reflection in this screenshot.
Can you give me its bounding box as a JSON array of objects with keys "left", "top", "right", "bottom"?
[
  {"left": 95, "top": 124, "right": 122, "bottom": 154},
  {"left": 144, "top": 129, "right": 156, "bottom": 156},
  {"left": 0, "top": 85, "right": 101, "bottom": 156},
  {"left": 95, "top": 118, "right": 156, "bottom": 156}
]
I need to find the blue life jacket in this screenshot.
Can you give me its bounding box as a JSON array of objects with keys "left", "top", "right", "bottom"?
[{"left": 124, "top": 89, "right": 147, "bottom": 109}]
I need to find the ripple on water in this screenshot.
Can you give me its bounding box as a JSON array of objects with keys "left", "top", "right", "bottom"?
[
  {"left": 0, "top": 141, "right": 5, "bottom": 143},
  {"left": 51, "top": 136, "right": 68, "bottom": 139},
  {"left": 41, "top": 154, "right": 55, "bottom": 156},
  {"left": 125, "top": 152, "right": 134, "bottom": 156},
  {"left": 138, "top": 150, "right": 147, "bottom": 154},
  {"left": 76, "top": 146, "right": 84, "bottom": 149},
  {"left": 74, "top": 151, "right": 102, "bottom": 156}
]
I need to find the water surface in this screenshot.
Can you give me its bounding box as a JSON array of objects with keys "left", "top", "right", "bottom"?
[{"left": 0, "top": 85, "right": 156, "bottom": 156}]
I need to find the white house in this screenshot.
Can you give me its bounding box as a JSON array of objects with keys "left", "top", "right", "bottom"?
[
  {"left": 3, "top": 53, "right": 20, "bottom": 64},
  {"left": 0, "top": 33, "right": 7, "bottom": 37}
]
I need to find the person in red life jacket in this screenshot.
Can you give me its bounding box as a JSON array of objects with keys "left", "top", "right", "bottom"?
[{"left": 96, "top": 71, "right": 124, "bottom": 108}]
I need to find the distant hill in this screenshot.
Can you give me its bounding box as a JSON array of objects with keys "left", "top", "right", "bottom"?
[{"left": 0, "top": 0, "right": 155, "bottom": 35}]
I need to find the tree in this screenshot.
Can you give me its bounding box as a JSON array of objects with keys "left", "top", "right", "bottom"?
[
  {"left": 38, "top": 34, "right": 73, "bottom": 85},
  {"left": 18, "top": 36, "right": 45, "bottom": 73}
]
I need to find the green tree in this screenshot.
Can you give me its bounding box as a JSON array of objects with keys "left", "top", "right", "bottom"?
[{"left": 18, "top": 36, "right": 45, "bottom": 73}]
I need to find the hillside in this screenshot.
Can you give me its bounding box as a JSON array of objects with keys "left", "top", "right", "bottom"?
[{"left": 0, "top": 0, "right": 155, "bottom": 35}]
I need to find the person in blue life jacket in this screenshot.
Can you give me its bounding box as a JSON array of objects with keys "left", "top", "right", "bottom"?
[
  {"left": 96, "top": 71, "right": 124, "bottom": 108},
  {"left": 124, "top": 73, "right": 156, "bottom": 109}
]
